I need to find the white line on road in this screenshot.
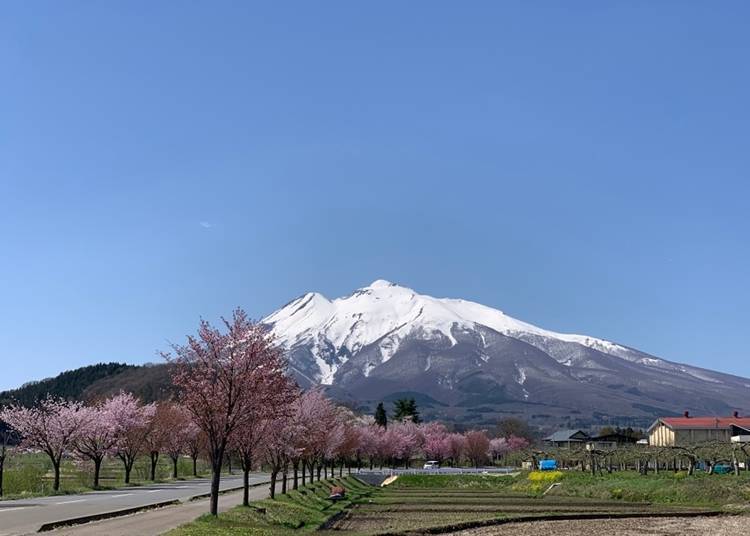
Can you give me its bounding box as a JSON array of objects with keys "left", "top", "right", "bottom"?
[
  {"left": 146, "top": 490, "right": 161, "bottom": 493},
  {"left": 110, "top": 493, "right": 133, "bottom": 498},
  {"left": 55, "top": 499, "right": 87, "bottom": 505},
  {"left": 0, "top": 507, "right": 29, "bottom": 513}
]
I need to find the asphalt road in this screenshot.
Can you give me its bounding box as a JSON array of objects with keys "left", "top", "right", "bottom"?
[{"left": 0, "top": 473, "right": 269, "bottom": 536}]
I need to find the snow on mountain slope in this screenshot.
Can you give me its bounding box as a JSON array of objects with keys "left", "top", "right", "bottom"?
[{"left": 263, "top": 279, "right": 674, "bottom": 384}]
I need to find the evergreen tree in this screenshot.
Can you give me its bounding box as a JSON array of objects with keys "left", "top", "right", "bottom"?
[
  {"left": 374, "top": 402, "right": 387, "bottom": 428},
  {"left": 393, "top": 397, "right": 420, "bottom": 423}
]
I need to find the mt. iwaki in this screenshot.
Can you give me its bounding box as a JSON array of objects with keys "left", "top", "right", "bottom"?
[{"left": 264, "top": 280, "right": 750, "bottom": 428}]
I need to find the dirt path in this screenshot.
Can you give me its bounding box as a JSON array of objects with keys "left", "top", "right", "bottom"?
[{"left": 450, "top": 516, "right": 749, "bottom": 536}]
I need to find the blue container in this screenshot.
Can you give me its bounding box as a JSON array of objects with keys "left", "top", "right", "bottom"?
[
  {"left": 713, "top": 464, "right": 732, "bottom": 474},
  {"left": 539, "top": 459, "right": 557, "bottom": 471}
]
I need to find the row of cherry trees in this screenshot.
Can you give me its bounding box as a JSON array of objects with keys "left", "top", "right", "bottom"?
[
  {"left": 253, "top": 399, "right": 531, "bottom": 499},
  {"left": 0, "top": 309, "right": 529, "bottom": 509},
  {"left": 0, "top": 389, "right": 528, "bottom": 500},
  {"left": 0, "top": 392, "right": 202, "bottom": 495}
]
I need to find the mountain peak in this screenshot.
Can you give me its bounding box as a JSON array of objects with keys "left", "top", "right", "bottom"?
[
  {"left": 261, "top": 281, "right": 750, "bottom": 426},
  {"left": 367, "top": 279, "right": 396, "bottom": 289}
]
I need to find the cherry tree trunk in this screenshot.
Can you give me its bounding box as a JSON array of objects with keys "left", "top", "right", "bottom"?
[
  {"left": 0, "top": 456, "right": 5, "bottom": 497},
  {"left": 293, "top": 461, "right": 299, "bottom": 490},
  {"left": 192, "top": 456, "right": 198, "bottom": 477},
  {"left": 243, "top": 468, "right": 250, "bottom": 506},
  {"left": 210, "top": 459, "right": 222, "bottom": 515},
  {"left": 52, "top": 460, "right": 61, "bottom": 491},
  {"left": 208, "top": 445, "right": 226, "bottom": 516},
  {"left": 172, "top": 456, "right": 179, "bottom": 479},
  {"left": 150, "top": 452, "right": 159, "bottom": 481},
  {"left": 282, "top": 469, "right": 288, "bottom": 494},
  {"left": 270, "top": 470, "right": 278, "bottom": 499},
  {"left": 301, "top": 460, "right": 306, "bottom": 486},
  {"left": 93, "top": 458, "right": 102, "bottom": 488}
]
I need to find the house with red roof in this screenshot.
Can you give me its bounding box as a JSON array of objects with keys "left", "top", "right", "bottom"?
[{"left": 648, "top": 411, "right": 750, "bottom": 446}]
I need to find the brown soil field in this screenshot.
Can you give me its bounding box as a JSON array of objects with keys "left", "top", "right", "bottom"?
[{"left": 449, "top": 516, "right": 749, "bottom": 536}]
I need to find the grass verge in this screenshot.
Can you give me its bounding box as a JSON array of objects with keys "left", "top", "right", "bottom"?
[
  {"left": 165, "top": 475, "right": 372, "bottom": 536},
  {"left": 393, "top": 472, "right": 750, "bottom": 507}
]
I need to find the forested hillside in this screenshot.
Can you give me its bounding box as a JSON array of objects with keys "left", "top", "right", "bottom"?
[{"left": 0, "top": 362, "right": 174, "bottom": 407}]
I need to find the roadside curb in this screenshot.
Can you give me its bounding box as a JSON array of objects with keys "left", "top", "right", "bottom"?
[
  {"left": 34, "top": 478, "right": 271, "bottom": 533},
  {"left": 37, "top": 500, "right": 181, "bottom": 532},
  {"left": 187, "top": 479, "right": 270, "bottom": 501}
]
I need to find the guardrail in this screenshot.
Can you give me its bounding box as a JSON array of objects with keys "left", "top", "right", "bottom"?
[{"left": 355, "top": 467, "right": 518, "bottom": 475}]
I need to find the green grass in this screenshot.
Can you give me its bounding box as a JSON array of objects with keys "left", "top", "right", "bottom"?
[
  {"left": 1, "top": 451, "right": 213, "bottom": 500},
  {"left": 166, "top": 476, "right": 372, "bottom": 536},
  {"left": 541, "top": 470, "right": 750, "bottom": 507},
  {"left": 393, "top": 471, "right": 750, "bottom": 508},
  {"left": 389, "top": 474, "right": 518, "bottom": 490}
]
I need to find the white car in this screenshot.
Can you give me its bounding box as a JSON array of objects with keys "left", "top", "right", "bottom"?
[{"left": 423, "top": 461, "right": 440, "bottom": 470}]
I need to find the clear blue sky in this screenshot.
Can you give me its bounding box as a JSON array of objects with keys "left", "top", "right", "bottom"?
[{"left": 1, "top": 1, "right": 748, "bottom": 391}]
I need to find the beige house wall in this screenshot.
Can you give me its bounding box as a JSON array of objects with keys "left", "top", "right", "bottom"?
[
  {"left": 649, "top": 422, "right": 732, "bottom": 446},
  {"left": 649, "top": 423, "right": 675, "bottom": 446}
]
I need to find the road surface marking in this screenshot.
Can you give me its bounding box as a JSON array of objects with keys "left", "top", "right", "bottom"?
[
  {"left": 0, "top": 507, "right": 28, "bottom": 513},
  {"left": 55, "top": 499, "right": 86, "bottom": 505},
  {"left": 111, "top": 493, "right": 133, "bottom": 498},
  {"left": 146, "top": 489, "right": 161, "bottom": 493}
]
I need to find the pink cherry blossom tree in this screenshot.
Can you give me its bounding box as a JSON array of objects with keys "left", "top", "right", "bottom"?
[
  {"left": 294, "top": 389, "right": 338, "bottom": 484},
  {"left": 184, "top": 422, "right": 205, "bottom": 477},
  {"left": 108, "top": 392, "right": 156, "bottom": 484},
  {"left": 282, "top": 391, "right": 316, "bottom": 490},
  {"left": 489, "top": 437, "right": 511, "bottom": 465},
  {"left": 165, "top": 308, "right": 293, "bottom": 515},
  {"left": 325, "top": 410, "right": 361, "bottom": 478},
  {"left": 446, "top": 433, "right": 466, "bottom": 466},
  {"left": 0, "top": 397, "right": 87, "bottom": 491},
  {"left": 262, "top": 411, "right": 301, "bottom": 499},
  {"left": 464, "top": 430, "right": 490, "bottom": 468},
  {"left": 383, "top": 420, "right": 422, "bottom": 468},
  {"left": 231, "top": 416, "right": 267, "bottom": 505},
  {"left": 336, "top": 421, "right": 362, "bottom": 476},
  {"left": 144, "top": 402, "right": 174, "bottom": 481},
  {"left": 157, "top": 403, "right": 193, "bottom": 479},
  {"left": 74, "top": 399, "right": 119, "bottom": 488},
  {"left": 0, "top": 420, "right": 16, "bottom": 497},
  {"left": 231, "top": 384, "right": 296, "bottom": 506},
  {"left": 422, "top": 422, "right": 451, "bottom": 464},
  {"left": 507, "top": 435, "right": 530, "bottom": 451},
  {"left": 355, "top": 424, "right": 381, "bottom": 470},
  {"left": 322, "top": 419, "right": 344, "bottom": 479}
]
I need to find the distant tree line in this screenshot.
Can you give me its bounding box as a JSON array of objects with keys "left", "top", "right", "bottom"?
[{"left": 0, "top": 363, "right": 135, "bottom": 408}]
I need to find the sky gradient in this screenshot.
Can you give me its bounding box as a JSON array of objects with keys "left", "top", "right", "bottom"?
[{"left": 1, "top": 1, "right": 749, "bottom": 390}]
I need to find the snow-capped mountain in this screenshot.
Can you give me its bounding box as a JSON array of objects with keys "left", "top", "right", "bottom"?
[{"left": 263, "top": 280, "right": 750, "bottom": 426}]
